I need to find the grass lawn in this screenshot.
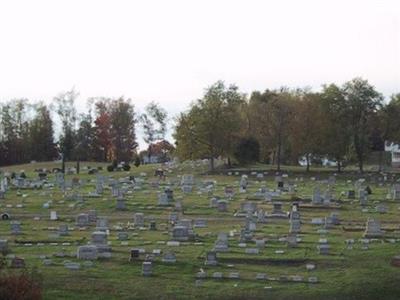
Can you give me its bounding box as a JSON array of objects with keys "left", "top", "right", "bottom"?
[{"left": 0, "top": 161, "right": 400, "bottom": 299}]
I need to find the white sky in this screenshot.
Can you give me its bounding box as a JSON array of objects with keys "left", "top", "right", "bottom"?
[{"left": 0, "top": 0, "right": 399, "bottom": 148}]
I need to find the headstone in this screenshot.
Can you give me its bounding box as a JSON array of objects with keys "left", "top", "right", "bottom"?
[
  {"left": 10, "top": 221, "right": 21, "bottom": 235},
  {"left": 162, "top": 252, "right": 177, "bottom": 263},
  {"left": 193, "top": 219, "right": 207, "bottom": 228},
  {"left": 240, "top": 202, "right": 257, "bottom": 214},
  {"left": 130, "top": 249, "right": 140, "bottom": 261},
  {"left": 117, "top": 232, "right": 129, "bottom": 240},
  {"left": 270, "top": 202, "right": 286, "bottom": 218},
  {"left": 257, "top": 209, "right": 266, "bottom": 223},
  {"left": 11, "top": 257, "right": 25, "bottom": 268},
  {"left": 96, "top": 218, "right": 109, "bottom": 231},
  {"left": 169, "top": 212, "right": 179, "bottom": 223},
  {"left": 214, "top": 232, "right": 229, "bottom": 252},
  {"left": 359, "top": 189, "right": 368, "bottom": 206},
  {"left": 364, "top": 218, "right": 383, "bottom": 238},
  {"left": 50, "top": 211, "right": 58, "bottom": 221},
  {"left": 287, "top": 234, "right": 298, "bottom": 248},
  {"left": 209, "top": 197, "right": 219, "bottom": 208},
  {"left": 134, "top": 213, "right": 145, "bottom": 227},
  {"left": 171, "top": 226, "right": 192, "bottom": 241},
  {"left": 116, "top": 197, "right": 126, "bottom": 210},
  {"left": 392, "top": 184, "right": 400, "bottom": 200},
  {"left": 76, "top": 213, "right": 89, "bottom": 227},
  {"left": 245, "top": 216, "right": 257, "bottom": 231},
  {"left": 149, "top": 220, "right": 157, "bottom": 231},
  {"left": 0, "top": 239, "right": 8, "bottom": 254},
  {"left": 317, "top": 244, "right": 330, "bottom": 255},
  {"left": 165, "top": 188, "right": 174, "bottom": 201},
  {"left": 88, "top": 210, "right": 97, "bottom": 223},
  {"left": 240, "top": 175, "right": 248, "bottom": 190},
  {"left": 330, "top": 212, "right": 340, "bottom": 225},
  {"left": 312, "top": 187, "right": 322, "bottom": 204},
  {"left": 217, "top": 200, "right": 228, "bottom": 212},
  {"left": 58, "top": 224, "right": 69, "bottom": 236},
  {"left": 142, "top": 261, "right": 152, "bottom": 276},
  {"left": 245, "top": 248, "right": 260, "bottom": 254},
  {"left": 77, "top": 245, "right": 98, "bottom": 260},
  {"left": 289, "top": 210, "right": 301, "bottom": 233},
  {"left": 375, "top": 204, "right": 388, "bottom": 214},
  {"left": 205, "top": 251, "right": 217, "bottom": 266},
  {"left": 347, "top": 190, "right": 356, "bottom": 199},
  {"left": 181, "top": 174, "right": 194, "bottom": 186},
  {"left": 224, "top": 186, "right": 235, "bottom": 198},
  {"left": 239, "top": 228, "right": 253, "bottom": 242},
  {"left": 158, "top": 193, "right": 170, "bottom": 206},
  {"left": 91, "top": 231, "right": 107, "bottom": 245}
]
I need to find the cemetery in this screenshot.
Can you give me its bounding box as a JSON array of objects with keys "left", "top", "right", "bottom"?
[{"left": 0, "top": 161, "right": 400, "bottom": 299}]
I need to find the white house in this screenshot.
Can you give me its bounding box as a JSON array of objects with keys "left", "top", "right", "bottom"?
[
  {"left": 385, "top": 142, "right": 400, "bottom": 168},
  {"left": 298, "top": 155, "right": 337, "bottom": 167}
]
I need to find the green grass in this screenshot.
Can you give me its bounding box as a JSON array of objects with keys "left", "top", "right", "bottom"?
[{"left": 0, "top": 161, "right": 400, "bottom": 299}]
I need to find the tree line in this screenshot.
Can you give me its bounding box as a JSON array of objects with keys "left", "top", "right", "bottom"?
[
  {"left": 174, "top": 78, "right": 400, "bottom": 172},
  {"left": 0, "top": 90, "right": 170, "bottom": 168},
  {"left": 1, "top": 78, "right": 400, "bottom": 172}
]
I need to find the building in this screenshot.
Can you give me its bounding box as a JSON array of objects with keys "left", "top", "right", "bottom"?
[{"left": 385, "top": 142, "right": 400, "bottom": 168}]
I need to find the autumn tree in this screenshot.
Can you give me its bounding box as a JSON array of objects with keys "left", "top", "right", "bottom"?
[
  {"left": 247, "top": 90, "right": 276, "bottom": 162},
  {"left": 109, "top": 97, "right": 138, "bottom": 162},
  {"left": 174, "top": 81, "right": 244, "bottom": 171},
  {"left": 52, "top": 89, "right": 78, "bottom": 169},
  {"left": 289, "top": 91, "right": 323, "bottom": 171},
  {"left": 319, "top": 84, "right": 351, "bottom": 172},
  {"left": 342, "top": 78, "right": 383, "bottom": 172},
  {"left": 140, "top": 102, "right": 168, "bottom": 163},
  {"left": 266, "top": 89, "right": 294, "bottom": 171},
  {"left": 29, "top": 103, "right": 57, "bottom": 161},
  {"left": 92, "top": 98, "right": 113, "bottom": 161}
]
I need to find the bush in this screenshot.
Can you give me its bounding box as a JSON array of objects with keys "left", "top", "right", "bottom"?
[
  {"left": 107, "top": 165, "right": 114, "bottom": 172},
  {"left": 134, "top": 156, "right": 141, "bottom": 168},
  {"left": 0, "top": 269, "right": 42, "bottom": 300},
  {"left": 234, "top": 137, "right": 260, "bottom": 165},
  {"left": 123, "top": 164, "right": 131, "bottom": 171},
  {"left": 112, "top": 159, "right": 118, "bottom": 169}
]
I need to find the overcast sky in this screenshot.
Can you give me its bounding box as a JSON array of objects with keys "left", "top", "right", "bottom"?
[{"left": 0, "top": 0, "right": 399, "bottom": 147}]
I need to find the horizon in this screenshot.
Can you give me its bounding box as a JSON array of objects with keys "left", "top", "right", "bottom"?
[{"left": 0, "top": 0, "right": 399, "bottom": 148}]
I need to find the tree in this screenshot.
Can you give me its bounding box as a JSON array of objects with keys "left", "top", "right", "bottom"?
[
  {"left": 140, "top": 102, "right": 168, "bottom": 163},
  {"left": 75, "top": 111, "right": 95, "bottom": 162},
  {"left": 174, "top": 81, "right": 244, "bottom": 171},
  {"left": 92, "top": 98, "right": 113, "bottom": 162},
  {"left": 289, "top": 91, "right": 323, "bottom": 172},
  {"left": 148, "top": 140, "right": 175, "bottom": 162},
  {"left": 109, "top": 97, "right": 138, "bottom": 162},
  {"left": 52, "top": 89, "right": 78, "bottom": 168},
  {"left": 0, "top": 99, "right": 31, "bottom": 165},
  {"left": 319, "top": 84, "right": 351, "bottom": 172},
  {"left": 29, "top": 103, "right": 57, "bottom": 161},
  {"left": 342, "top": 78, "right": 383, "bottom": 172},
  {"left": 266, "top": 89, "right": 294, "bottom": 171},
  {"left": 382, "top": 94, "right": 400, "bottom": 144},
  {"left": 247, "top": 90, "right": 277, "bottom": 163},
  {"left": 234, "top": 137, "right": 260, "bottom": 165}
]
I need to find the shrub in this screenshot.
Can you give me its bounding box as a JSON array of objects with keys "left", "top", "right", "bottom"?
[
  {"left": 134, "top": 156, "right": 141, "bottom": 168},
  {"left": 234, "top": 137, "right": 260, "bottom": 165},
  {"left": 123, "top": 164, "right": 131, "bottom": 171},
  {"left": 112, "top": 159, "right": 118, "bottom": 169},
  {"left": 0, "top": 269, "right": 43, "bottom": 300},
  {"left": 107, "top": 165, "right": 114, "bottom": 172}
]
